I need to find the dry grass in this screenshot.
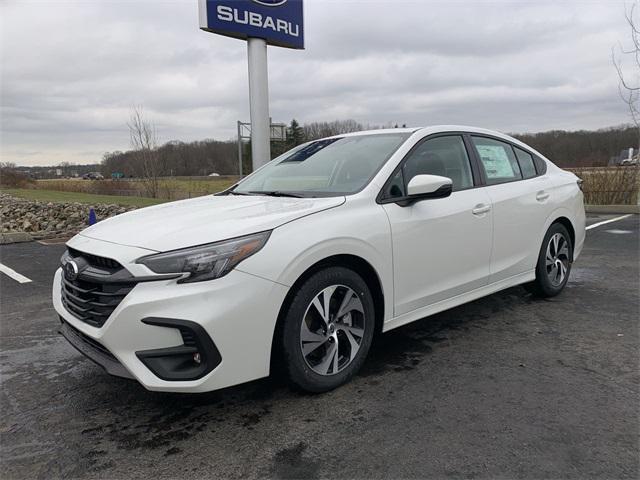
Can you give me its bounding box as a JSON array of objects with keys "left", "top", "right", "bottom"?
[
  {"left": 567, "top": 166, "right": 639, "bottom": 205},
  {"left": 1, "top": 188, "right": 165, "bottom": 207},
  {"left": 32, "top": 177, "right": 239, "bottom": 200}
]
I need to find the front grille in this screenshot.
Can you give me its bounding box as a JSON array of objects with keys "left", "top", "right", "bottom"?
[
  {"left": 61, "top": 249, "right": 137, "bottom": 328},
  {"left": 67, "top": 247, "right": 121, "bottom": 270}
]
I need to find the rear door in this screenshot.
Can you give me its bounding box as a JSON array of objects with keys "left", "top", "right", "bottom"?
[
  {"left": 469, "top": 135, "right": 552, "bottom": 283},
  {"left": 380, "top": 134, "right": 493, "bottom": 317}
]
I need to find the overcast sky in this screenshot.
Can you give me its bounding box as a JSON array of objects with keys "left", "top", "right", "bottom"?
[{"left": 0, "top": 0, "right": 634, "bottom": 166}]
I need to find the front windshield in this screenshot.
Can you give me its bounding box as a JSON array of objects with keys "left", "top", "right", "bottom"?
[{"left": 234, "top": 132, "right": 410, "bottom": 197}]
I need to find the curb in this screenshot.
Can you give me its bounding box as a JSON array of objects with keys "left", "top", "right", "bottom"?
[
  {"left": 0, "top": 232, "right": 34, "bottom": 244},
  {"left": 585, "top": 205, "right": 640, "bottom": 214},
  {"left": 1, "top": 230, "right": 79, "bottom": 245}
]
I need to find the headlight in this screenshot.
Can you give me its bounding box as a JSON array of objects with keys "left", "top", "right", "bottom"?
[{"left": 136, "top": 231, "right": 271, "bottom": 283}]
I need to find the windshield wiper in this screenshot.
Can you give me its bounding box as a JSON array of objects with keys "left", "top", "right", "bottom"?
[
  {"left": 226, "top": 190, "right": 251, "bottom": 196},
  {"left": 248, "top": 191, "right": 305, "bottom": 198}
]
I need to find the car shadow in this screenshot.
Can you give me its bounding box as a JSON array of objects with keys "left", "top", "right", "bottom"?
[
  {"left": 60, "top": 284, "right": 548, "bottom": 468},
  {"left": 95, "top": 286, "right": 542, "bottom": 410}
]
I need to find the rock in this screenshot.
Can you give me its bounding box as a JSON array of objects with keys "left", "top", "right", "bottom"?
[{"left": 0, "top": 193, "right": 138, "bottom": 240}]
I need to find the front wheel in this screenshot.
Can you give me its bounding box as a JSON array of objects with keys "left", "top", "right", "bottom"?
[
  {"left": 278, "top": 267, "right": 375, "bottom": 393},
  {"left": 527, "top": 223, "right": 573, "bottom": 297}
]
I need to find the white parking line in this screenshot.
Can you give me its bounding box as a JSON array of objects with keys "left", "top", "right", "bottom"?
[
  {"left": 0, "top": 263, "right": 33, "bottom": 284},
  {"left": 586, "top": 214, "right": 633, "bottom": 231}
]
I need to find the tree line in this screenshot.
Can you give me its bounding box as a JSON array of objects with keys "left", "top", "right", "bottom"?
[
  {"left": 102, "top": 139, "right": 238, "bottom": 178},
  {"left": 100, "top": 118, "right": 397, "bottom": 179},
  {"left": 100, "top": 120, "right": 638, "bottom": 179},
  {"left": 513, "top": 126, "right": 638, "bottom": 167}
]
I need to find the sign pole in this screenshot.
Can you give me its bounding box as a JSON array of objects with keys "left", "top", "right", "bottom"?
[
  {"left": 200, "top": 0, "right": 304, "bottom": 172},
  {"left": 237, "top": 120, "right": 243, "bottom": 177},
  {"left": 247, "top": 37, "right": 271, "bottom": 170}
]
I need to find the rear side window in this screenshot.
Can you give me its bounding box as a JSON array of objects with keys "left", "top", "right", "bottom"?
[
  {"left": 471, "top": 136, "right": 522, "bottom": 185},
  {"left": 534, "top": 156, "right": 547, "bottom": 175},
  {"left": 513, "top": 147, "right": 537, "bottom": 179}
]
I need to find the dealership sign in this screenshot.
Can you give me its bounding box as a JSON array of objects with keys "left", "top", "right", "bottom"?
[
  {"left": 199, "top": 0, "right": 304, "bottom": 49},
  {"left": 199, "top": 0, "right": 304, "bottom": 171}
]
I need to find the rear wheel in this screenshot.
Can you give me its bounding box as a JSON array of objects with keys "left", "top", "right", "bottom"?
[
  {"left": 278, "top": 267, "right": 375, "bottom": 393},
  {"left": 527, "top": 223, "right": 573, "bottom": 297}
]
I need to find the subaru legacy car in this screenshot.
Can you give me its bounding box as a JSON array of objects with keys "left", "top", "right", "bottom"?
[{"left": 54, "top": 126, "right": 585, "bottom": 393}]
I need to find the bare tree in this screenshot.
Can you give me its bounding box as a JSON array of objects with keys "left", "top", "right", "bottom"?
[
  {"left": 612, "top": 1, "right": 640, "bottom": 155},
  {"left": 128, "top": 106, "right": 160, "bottom": 198},
  {"left": 302, "top": 119, "right": 369, "bottom": 141},
  {"left": 0, "top": 162, "right": 32, "bottom": 187}
]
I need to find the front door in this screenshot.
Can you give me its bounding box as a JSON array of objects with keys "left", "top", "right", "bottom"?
[{"left": 380, "top": 135, "right": 493, "bottom": 317}]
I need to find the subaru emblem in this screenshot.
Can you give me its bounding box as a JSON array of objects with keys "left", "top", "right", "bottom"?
[
  {"left": 64, "top": 260, "right": 79, "bottom": 282},
  {"left": 251, "top": 0, "right": 288, "bottom": 6}
]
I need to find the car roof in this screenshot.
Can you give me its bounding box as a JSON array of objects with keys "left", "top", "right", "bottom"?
[
  {"left": 324, "top": 127, "right": 419, "bottom": 138},
  {"left": 336, "top": 125, "right": 509, "bottom": 138},
  {"left": 328, "top": 125, "right": 552, "bottom": 163}
]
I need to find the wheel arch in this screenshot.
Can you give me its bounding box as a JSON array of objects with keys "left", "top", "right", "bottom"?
[
  {"left": 539, "top": 206, "right": 577, "bottom": 260},
  {"left": 269, "top": 254, "right": 385, "bottom": 372},
  {"left": 550, "top": 216, "right": 576, "bottom": 261}
]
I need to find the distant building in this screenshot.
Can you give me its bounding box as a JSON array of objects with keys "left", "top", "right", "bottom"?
[{"left": 609, "top": 148, "right": 636, "bottom": 166}]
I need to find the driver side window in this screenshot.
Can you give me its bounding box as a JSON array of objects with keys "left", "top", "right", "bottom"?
[{"left": 384, "top": 135, "right": 474, "bottom": 198}]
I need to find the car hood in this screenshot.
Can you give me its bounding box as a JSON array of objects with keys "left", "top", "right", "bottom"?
[{"left": 77, "top": 194, "right": 345, "bottom": 252}]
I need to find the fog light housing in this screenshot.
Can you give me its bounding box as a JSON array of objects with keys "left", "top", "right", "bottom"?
[{"left": 136, "top": 318, "right": 221, "bottom": 381}]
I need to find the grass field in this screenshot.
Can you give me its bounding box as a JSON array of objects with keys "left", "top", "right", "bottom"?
[
  {"left": 1, "top": 188, "right": 167, "bottom": 207},
  {"left": 33, "top": 177, "right": 238, "bottom": 200}
]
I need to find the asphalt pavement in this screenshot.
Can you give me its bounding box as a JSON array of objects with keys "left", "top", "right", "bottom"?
[{"left": 0, "top": 214, "right": 638, "bottom": 479}]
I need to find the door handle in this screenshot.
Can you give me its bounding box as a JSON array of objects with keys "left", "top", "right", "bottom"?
[
  {"left": 472, "top": 204, "right": 491, "bottom": 215},
  {"left": 536, "top": 191, "right": 550, "bottom": 202}
]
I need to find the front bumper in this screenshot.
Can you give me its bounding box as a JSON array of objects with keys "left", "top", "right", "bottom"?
[
  {"left": 53, "top": 261, "right": 289, "bottom": 393},
  {"left": 59, "top": 318, "right": 134, "bottom": 380}
]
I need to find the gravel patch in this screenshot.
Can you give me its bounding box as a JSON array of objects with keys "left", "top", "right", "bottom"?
[{"left": 0, "top": 193, "right": 135, "bottom": 241}]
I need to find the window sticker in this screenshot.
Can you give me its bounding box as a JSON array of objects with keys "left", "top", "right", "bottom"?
[{"left": 476, "top": 145, "right": 515, "bottom": 178}]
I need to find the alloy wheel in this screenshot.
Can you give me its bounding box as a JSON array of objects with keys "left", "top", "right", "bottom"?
[
  {"left": 545, "top": 232, "right": 570, "bottom": 287},
  {"left": 300, "top": 285, "right": 366, "bottom": 376}
]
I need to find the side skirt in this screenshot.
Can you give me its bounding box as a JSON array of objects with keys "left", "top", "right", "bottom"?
[{"left": 382, "top": 270, "right": 535, "bottom": 333}]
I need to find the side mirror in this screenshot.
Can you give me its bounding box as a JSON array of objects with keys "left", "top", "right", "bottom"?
[{"left": 401, "top": 174, "right": 452, "bottom": 205}]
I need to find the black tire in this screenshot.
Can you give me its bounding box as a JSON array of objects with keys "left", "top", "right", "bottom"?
[
  {"left": 277, "top": 266, "right": 375, "bottom": 393},
  {"left": 527, "top": 222, "right": 573, "bottom": 297}
]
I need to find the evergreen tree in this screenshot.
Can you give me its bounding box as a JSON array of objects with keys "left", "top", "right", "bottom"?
[{"left": 287, "top": 119, "right": 305, "bottom": 147}]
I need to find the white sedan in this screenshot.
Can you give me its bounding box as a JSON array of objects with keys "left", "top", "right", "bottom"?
[{"left": 53, "top": 126, "right": 585, "bottom": 393}]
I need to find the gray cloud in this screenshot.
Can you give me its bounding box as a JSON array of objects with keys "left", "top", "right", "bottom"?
[{"left": 0, "top": 0, "right": 631, "bottom": 166}]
